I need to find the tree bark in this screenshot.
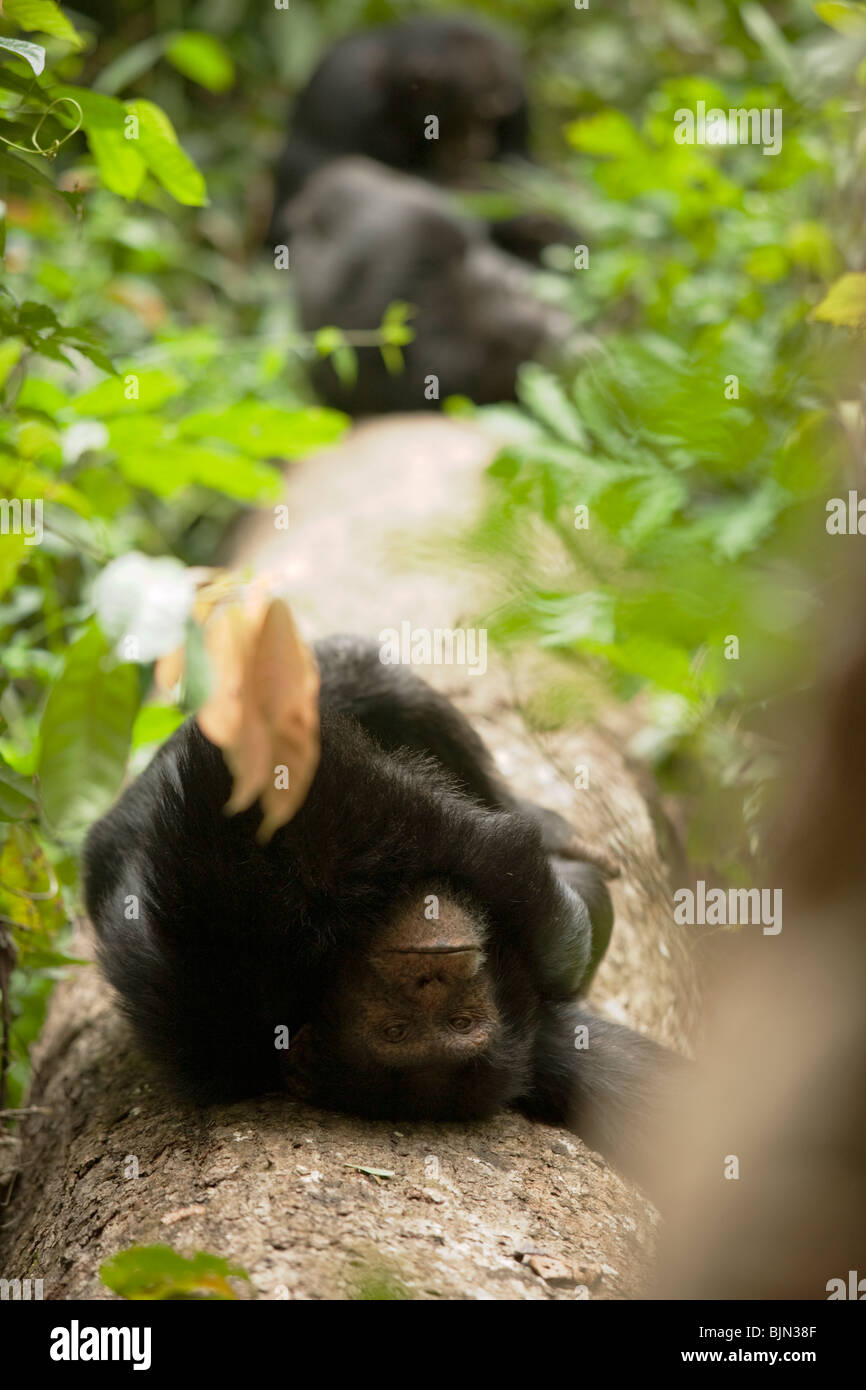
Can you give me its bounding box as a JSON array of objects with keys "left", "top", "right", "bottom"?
[{"left": 1, "top": 417, "right": 695, "bottom": 1300}]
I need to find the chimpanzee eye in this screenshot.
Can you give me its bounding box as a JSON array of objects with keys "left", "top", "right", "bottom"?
[
  {"left": 450, "top": 1015, "right": 473, "bottom": 1032},
  {"left": 383, "top": 1022, "right": 408, "bottom": 1042}
]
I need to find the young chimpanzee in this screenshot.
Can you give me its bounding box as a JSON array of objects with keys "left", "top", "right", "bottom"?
[
  {"left": 287, "top": 158, "right": 573, "bottom": 415},
  {"left": 268, "top": 16, "right": 572, "bottom": 264},
  {"left": 84, "top": 637, "right": 678, "bottom": 1181}
]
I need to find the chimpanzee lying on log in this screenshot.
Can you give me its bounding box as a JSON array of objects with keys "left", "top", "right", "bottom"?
[{"left": 84, "top": 637, "right": 681, "bottom": 1184}]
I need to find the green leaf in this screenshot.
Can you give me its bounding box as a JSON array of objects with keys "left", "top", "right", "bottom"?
[
  {"left": 0, "top": 36, "right": 46, "bottom": 74},
  {"left": 619, "top": 472, "right": 688, "bottom": 548},
  {"left": 0, "top": 338, "right": 23, "bottom": 388},
  {"left": 173, "top": 445, "right": 283, "bottom": 500},
  {"left": 27, "top": 337, "right": 74, "bottom": 366},
  {"left": 314, "top": 327, "right": 347, "bottom": 358},
  {"left": 0, "top": 532, "right": 27, "bottom": 598},
  {"left": 565, "top": 109, "right": 644, "bottom": 157},
  {"left": 0, "top": 146, "right": 64, "bottom": 194},
  {"left": 0, "top": 827, "right": 65, "bottom": 936},
  {"left": 67, "top": 339, "right": 116, "bottom": 375},
  {"left": 0, "top": 756, "right": 37, "bottom": 821},
  {"left": 785, "top": 221, "right": 839, "bottom": 277},
  {"left": 814, "top": 2, "right": 866, "bottom": 36},
  {"left": 131, "top": 704, "right": 185, "bottom": 750},
  {"left": 0, "top": 59, "right": 44, "bottom": 94},
  {"left": 344, "top": 1164, "right": 395, "bottom": 1178},
  {"left": 37, "top": 624, "right": 139, "bottom": 840},
  {"left": 124, "top": 99, "right": 207, "bottom": 206},
  {"left": 349, "top": 1269, "right": 411, "bottom": 1301},
  {"left": 16, "top": 945, "right": 89, "bottom": 969},
  {"left": 17, "top": 300, "right": 59, "bottom": 329},
  {"left": 516, "top": 363, "right": 589, "bottom": 447},
  {"left": 331, "top": 347, "right": 358, "bottom": 387},
  {"left": 55, "top": 88, "right": 147, "bottom": 199},
  {"left": 313, "top": 331, "right": 358, "bottom": 388},
  {"left": 744, "top": 244, "right": 789, "bottom": 282},
  {"left": 812, "top": 273, "right": 866, "bottom": 329},
  {"left": 100, "top": 1245, "right": 248, "bottom": 1301},
  {"left": 4, "top": 0, "right": 84, "bottom": 50},
  {"left": 380, "top": 343, "right": 404, "bottom": 375},
  {"left": 72, "top": 368, "right": 183, "bottom": 416},
  {"left": 710, "top": 483, "right": 786, "bottom": 561},
  {"left": 740, "top": 4, "right": 802, "bottom": 91},
  {"left": 380, "top": 300, "right": 415, "bottom": 347},
  {"left": 533, "top": 591, "right": 616, "bottom": 646},
  {"left": 111, "top": 439, "right": 282, "bottom": 501},
  {"left": 165, "top": 32, "right": 235, "bottom": 93},
  {"left": 179, "top": 401, "right": 347, "bottom": 457},
  {"left": 602, "top": 633, "right": 700, "bottom": 697}
]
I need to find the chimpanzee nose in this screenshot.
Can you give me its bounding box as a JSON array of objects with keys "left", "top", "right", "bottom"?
[
  {"left": 372, "top": 946, "right": 482, "bottom": 1001},
  {"left": 411, "top": 966, "right": 449, "bottom": 994}
]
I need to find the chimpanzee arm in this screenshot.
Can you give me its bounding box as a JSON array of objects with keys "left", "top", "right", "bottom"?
[
  {"left": 520, "top": 1002, "right": 686, "bottom": 1191},
  {"left": 549, "top": 857, "right": 613, "bottom": 985},
  {"left": 316, "top": 636, "right": 516, "bottom": 808},
  {"left": 316, "top": 636, "right": 611, "bottom": 854},
  {"left": 488, "top": 211, "right": 577, "bottom": 266}
]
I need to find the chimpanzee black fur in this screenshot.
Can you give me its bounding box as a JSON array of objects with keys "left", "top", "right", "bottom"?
[
  {"left": 84, "top": 637, "right": 677, "bottom": 1177},
  {"left": 268, "top": 16, "right": 574, "bottom": 264},
  {"left": 271, "top": 19, "right": 521, "bottom": 231},
  {"left": 286, "top": 158, "right": 571, "bottom": 414}
]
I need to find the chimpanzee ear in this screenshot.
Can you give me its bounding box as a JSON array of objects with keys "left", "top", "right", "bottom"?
[{"left": 278, "top": 1024, "right": 317, "bottom": 1101}]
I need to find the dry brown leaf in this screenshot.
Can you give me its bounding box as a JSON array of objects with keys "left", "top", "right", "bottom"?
[{"left": 197, "top": 595, "right": 320, "bottom": 842}]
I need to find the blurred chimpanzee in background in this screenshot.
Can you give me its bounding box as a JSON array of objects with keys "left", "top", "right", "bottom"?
[{"left": 268, "top": 17, "right": 581, "bottom": 414}]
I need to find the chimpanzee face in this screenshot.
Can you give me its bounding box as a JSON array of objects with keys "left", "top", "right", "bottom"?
[
  {"left": 281, "top": 891, "right": 537, "bottom": 1120},
  {"left": 400, "top": 27, "right": 526, "bottom": 175}
]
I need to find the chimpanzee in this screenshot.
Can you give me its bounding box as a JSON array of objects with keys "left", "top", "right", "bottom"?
[
  {"left": 287, "top": 158, "right": 573, "bottom": 415},
  {"left": 268, "top": 16, "right": 572, "bottom": 264},
  {"left": 84, "top": 636, "right": 680, "bottom": 1182}
]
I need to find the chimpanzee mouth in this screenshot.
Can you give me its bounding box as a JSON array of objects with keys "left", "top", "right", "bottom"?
[{"left": 382, "top": 945, "right": 480, "bottom": 955}]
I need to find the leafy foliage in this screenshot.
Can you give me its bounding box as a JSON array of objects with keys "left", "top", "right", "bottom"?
[
  {"left": 449, "top": 3, "right": 862, "bottom": 873},
  {"left": 100, "top": 1244, "right": 249, "bottom": 1300}
]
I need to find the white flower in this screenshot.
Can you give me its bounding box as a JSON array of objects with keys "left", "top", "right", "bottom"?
[
  {"left": 62, "top": 419, "right": 110, "bottom": 464},
  {"left": 92, "top": 552, "right": 196, "bottom": 663}
]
